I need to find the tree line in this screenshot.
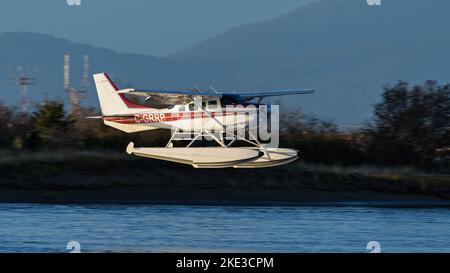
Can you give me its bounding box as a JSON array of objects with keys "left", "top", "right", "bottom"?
[
  {"left": 280, "top": 80, "right": 450, "bottom": 169},
  {"left": 0, "top": 101, "right": 169, "bottom": 151}
]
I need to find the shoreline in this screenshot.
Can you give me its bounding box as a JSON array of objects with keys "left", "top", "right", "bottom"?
[
  {"left": 1, "top": 154, "right": 450, "bottom": 206},
  {"left": 1, "top": 187, "right": 450, "bottom": 207}
]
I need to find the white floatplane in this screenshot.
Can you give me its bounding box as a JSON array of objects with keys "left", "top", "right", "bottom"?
[{"left": 92, "top": 73, "right": 313, "bottom": 168}]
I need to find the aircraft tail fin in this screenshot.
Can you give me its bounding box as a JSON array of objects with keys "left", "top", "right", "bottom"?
[{"left": 93, "top": 73, "right": 148, "bottom": 116}]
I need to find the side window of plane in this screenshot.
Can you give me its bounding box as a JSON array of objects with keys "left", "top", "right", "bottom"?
[
  {"left": 208, "top": 100, "right": 218, "bottom": 110},
  {"left": 188, "top": 102, "right": 198, "bottom": 111},
  {"left": 202, "top": 101, "right": 207, "bottom": 109}
]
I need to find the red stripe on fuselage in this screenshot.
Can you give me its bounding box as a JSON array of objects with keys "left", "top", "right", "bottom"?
[{"left": 104, "top": 111, "right": 239, "bottom": 125}]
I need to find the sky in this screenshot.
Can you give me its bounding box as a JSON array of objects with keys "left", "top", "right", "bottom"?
[{"left": 0, "top": 0, "right": 320, "bottom": 56}]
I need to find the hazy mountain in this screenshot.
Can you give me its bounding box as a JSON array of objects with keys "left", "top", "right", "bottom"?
[
  {"left": 0, "top": 32, "right": 193, "bottom": 108},
  {"left": 169, "top": 0, "right": 450, "bottom": 123},
  {"left": 0, "top": 0, "right": 318, "bottom": 56}
]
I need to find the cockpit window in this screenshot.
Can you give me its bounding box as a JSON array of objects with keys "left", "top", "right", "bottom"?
[
  {"left": 178, "top": 105, "right": 185, "bottom": 111},
  {"left": 187, "top": 100, "right": 220, "bottom": 111}
]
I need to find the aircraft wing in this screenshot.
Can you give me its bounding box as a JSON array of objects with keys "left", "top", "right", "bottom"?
[
  {"left": 118, "top": 89, "right": 220, "bottom": 105},
  {"left": 121, "top": 88, "right": 314, "bottom": 105},
  {"left": 221, "top": 89, "right": 314, "bottom": 101}
]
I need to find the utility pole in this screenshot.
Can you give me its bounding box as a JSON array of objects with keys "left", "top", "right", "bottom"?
[{"left": 12, "top": 73, "right": 36, "bottom": 112}]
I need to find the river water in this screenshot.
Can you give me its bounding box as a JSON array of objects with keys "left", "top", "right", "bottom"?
[{"left": 0, "top": 203, "right": 449, "bottom": 253}]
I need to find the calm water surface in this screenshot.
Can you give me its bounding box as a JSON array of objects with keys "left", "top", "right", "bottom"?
[{"left": 0, "top": 203, "right": 449, "bottom": 252}]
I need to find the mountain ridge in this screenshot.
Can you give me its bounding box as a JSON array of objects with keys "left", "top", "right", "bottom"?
[{"left": 167, "top": 0, "right": 450, "bottom": 123}]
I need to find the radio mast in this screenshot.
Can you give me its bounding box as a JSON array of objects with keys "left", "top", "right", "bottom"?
[{"left": 12, "top": 71, "right": 36, "bottom": 112}]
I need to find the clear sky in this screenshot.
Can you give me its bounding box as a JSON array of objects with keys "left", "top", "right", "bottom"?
[{"left": 0, "top": 0, "right": 320, "bottom": 56}]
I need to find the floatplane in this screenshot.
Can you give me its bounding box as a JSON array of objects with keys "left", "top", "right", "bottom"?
[{"left": 92, "top": 73, "right": 313, "bottom": 168}]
